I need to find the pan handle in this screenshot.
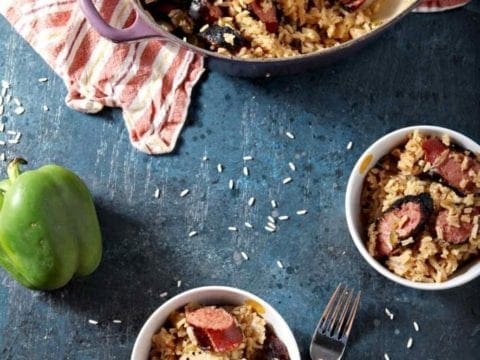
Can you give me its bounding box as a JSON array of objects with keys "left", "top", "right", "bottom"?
[{"left": 79, "top": 0, "right": 162, "bottom": 42}]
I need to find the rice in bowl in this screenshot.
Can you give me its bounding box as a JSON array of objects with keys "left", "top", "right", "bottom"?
[
  {"left": 361, "top": 130, "right": 480, "bottom": 283},
  {"left": 150, "top": 301, "right": 290, "bottom": 359}
]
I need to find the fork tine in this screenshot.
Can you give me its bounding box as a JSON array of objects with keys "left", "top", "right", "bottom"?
[
  {"left": 333, "top": 288, "right": 354, "bottom": 339},
  {"left": 326, "top": 286, "right": 350, "bottom": 335},
  {"left": 319, "top": 284, "right": 344, "bottom": 328},
  {"left": 343, "top": 291, "right": 361, "bottom": 339}
]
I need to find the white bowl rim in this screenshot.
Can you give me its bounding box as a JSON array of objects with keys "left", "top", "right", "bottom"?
[
  {"left": 346, "top": 125, "right": 480, "bottom": 290},
  {"left": 131, "top": 285, "right": 301, "bottom": 359}
]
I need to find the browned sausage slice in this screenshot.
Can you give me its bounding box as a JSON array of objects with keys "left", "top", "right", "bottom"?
[
  {"left": 375, "top": 193, "right": 433, "bottom": 257},
  {"left": 338, "top": 0, "right": 367, "bottom": 11},
  {"left": 249, "top": 0, "right": 279, "bottom": 33},
  {"left": 422, "top": 138, "right": 480, "bottom": 194},
  {"left": 186, "top": 306, "right": 235, "bottom": 330},
  {"left": 205, "top": 326, "right": 244, "bottom": 352},
  {"left": 186, "top": 306, "right": 244, "bottom": 352},
  {"left": 435, "top": 208, "right": 480, "bottom": 244}
]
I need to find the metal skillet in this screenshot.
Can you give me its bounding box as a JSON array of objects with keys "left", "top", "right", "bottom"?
[{"left": 79, "top": 0, "right": 421, "bottom": 77}]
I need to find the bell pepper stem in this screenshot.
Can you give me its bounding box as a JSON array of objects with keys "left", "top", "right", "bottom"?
[{"left": 7, "top": 158, "right": 28, "bottom": 182}]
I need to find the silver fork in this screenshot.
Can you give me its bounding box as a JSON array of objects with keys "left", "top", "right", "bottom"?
[{"left": 309, "top": 284, "right": 361, "bottom": 360}]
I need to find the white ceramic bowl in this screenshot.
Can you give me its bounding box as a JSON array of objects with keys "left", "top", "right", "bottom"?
[
  {"left": 346, "top": 125, "right": 480, "bottom": 290},
  {"left": 131, "top": 286, "right": 301, "bottom": 359}
]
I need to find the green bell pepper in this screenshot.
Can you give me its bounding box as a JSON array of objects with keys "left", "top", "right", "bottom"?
[{"left": 0, "top": 158, "right": 102, "bottom": 290}]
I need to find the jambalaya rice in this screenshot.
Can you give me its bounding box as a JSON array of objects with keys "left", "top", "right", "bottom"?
[
  {"left": 361, "top": 131, "right": 480, "bottom": 283},
  {"left": 142, "top": 0, "right": 384, "bottom": 58}
]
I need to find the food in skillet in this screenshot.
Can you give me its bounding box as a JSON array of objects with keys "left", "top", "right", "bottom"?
[
  {"left": 141, "top": 0, "right": 383, "bottom": 58},
  {"left": 149, "top": 302, "right": 290, "bottom": 359},
  {"left": 361, "top": 131, "right": 480, "bottom": 283}
]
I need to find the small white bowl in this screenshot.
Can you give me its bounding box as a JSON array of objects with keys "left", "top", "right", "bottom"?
[
  {"left": 346, "top": 125, "right": 480, "bottom": 290},
  {"left": 131, "top": 286, "right": 301, "bottom": 359}
]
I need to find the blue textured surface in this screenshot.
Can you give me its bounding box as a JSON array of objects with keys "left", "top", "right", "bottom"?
[{"left": 1, "top": 3, "right": 480, "bottom": 360}]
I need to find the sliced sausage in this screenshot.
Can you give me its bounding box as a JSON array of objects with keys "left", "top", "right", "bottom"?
[
  {"left": 204, "top": 326, "right": 244, "bottom": 352},
  {"left": 249, "top": 0, "right": 278, "bottom": 33},
  {"left": 338, "top": 0, "right": 367, "bottom": 11},
  {"left": 375, "top": 193, "right": 433, "bottom": 257},
  {"left": 198, "top": 24, "right": 246, "bottom": 51},
  {"left": 186, "top": 306, "right": 243, "bottom": 352},
  {"left": 422, "top": 138, "right": 480, "bottom": 195},
  {"left": 186, "top": 306, "right": 235, "bottom": 330},
  {"left": 435, "top": 208, "right": 480, "bottom": 244}
]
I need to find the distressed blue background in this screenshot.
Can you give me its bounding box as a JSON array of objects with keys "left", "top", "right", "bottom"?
[{"left": 0, "top": 2, "right": 480, "bottom": 359}]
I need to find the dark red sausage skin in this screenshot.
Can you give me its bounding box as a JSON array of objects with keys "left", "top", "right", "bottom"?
[
  {"left": 375, "top": 193, "right": 433, "bottom": 257},
  {"left": 422, "top": 138, "right": 480, "bottom": 195},
  {"left": 249, "top": 0, "right": 279, "bottom": 33},
  {"left": 186, "top": 306, "right": 243, "bottom": 352},
  {"left": 435, "top": 208, "right": 480, "bottom": 244},
  {"left": 338, "top": 0, "right": 366, "bottom": 11}
]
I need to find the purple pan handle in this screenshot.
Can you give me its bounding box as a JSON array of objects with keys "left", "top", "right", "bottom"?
[{"left": 79, "top": 0, "right": 162, "bottom": 42}]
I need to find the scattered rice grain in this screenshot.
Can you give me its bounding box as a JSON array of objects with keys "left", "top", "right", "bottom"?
[
  {"left": 282, "top": 177, "right": 292, "bottom": 184},
  {"left": 113, "top": 320, "right": 122, "bottom": 324},
  {"left": 217, "top": 163, "right": 223, "bottom": 173},
  {"left": 13, "top": 98, "right": 21, "bottom": 106},
  {"left": 228, "top": 226, "right": 238, "bottom": 232},
  {"left": 154, "top": 188, "right": 160, "bottom": 198},
  {"left": 160, "top": 292, "right": 168, "bottom": 298},
  {"left": 276, "top": 260, "right": 284, "bottom": 269},
  {"left": 1, "top": 80, "right": 10, "bottom": 89},
  {"left": 296, "top": 209, "right": 308, "bottom": 215},
  {"left": 177, "top": 280, "right": 182, "bottom": 288},
  {"left": 38, "top": 77, "right": 48, "bottom": 83},
  {"left": 288, "top": 162, "right": 296, "bottom": 171},
  {"left": 14, "top": 106, "right": 25, "bottom": 115},
  {"left": 271, "top": 200, "right": 277, "bottom": 208},
  {"left": 243, "top": 166, "right": 249, "bottom": 176},
  {"left": 267, "top": 216, "right": 275, "bottom": 223},
  {"left": 406, "top": 337, "right": 413, "bottom": 349},
  {"left": 0, "top": 105, "right": 4, "bottom": 116},
  {"left": 243, "top": 155, "right": 253, "bottom": 161},
  {"left": 384, "top": 354, "right": 390, "bottom": 360},
  {"left": 385, "top": 308, "right": 394, "bottom": 320},
  {"left": 285, "top": 131, "right": 295, "bottom": 139},
  {"left": 265, "top": 226, "right": 275, "bottom": 233},
  {"left": 267, "top": 222, "right": 276, "bottom": 229},
  {"left": 346, "top": 141, "right": 353, "bottom": 150},
  {"left": 278, "top": 215, "right": 289, "bottom": 221},
  {"left": 244, "top": 222, "right": 253, "bottom": 228},
  {"left": 188, "top": 231, "right": 198, "bottom": 238},
  {"left": 88, "top": 319, "right": 98, "bottom": 325},
  {"left": 241, "top": 251, "right": 249, "bottom": 260},
  {"left": 43, "top": 105, "right": 49, "bottom": 112},
  {"left": 0, "top": 153, "right": 4, "bottom": 162},
  {"left": 228, "top": 179, "right": 234, "bottom": 190},
  {"left": 248, "top": 197, "right": 255, "bottom": 206},
  {"left": 180, "top": 189, "right": 190, "bottom": 197},
  {"left": 413, "top": 321, "right": 419, "bottom": 332}
]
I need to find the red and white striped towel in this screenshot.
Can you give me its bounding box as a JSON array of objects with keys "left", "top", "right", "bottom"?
[{"left": 0, "top": 0, "right": 204, "bottom": 154}]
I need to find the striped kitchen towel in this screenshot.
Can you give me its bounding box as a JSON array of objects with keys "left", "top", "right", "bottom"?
[
  {"left": 416, "top": 0, "right": 471, "bottom": 12},
  {"left": 0, "top": 0, "right": 204, "bottom": 154}
]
